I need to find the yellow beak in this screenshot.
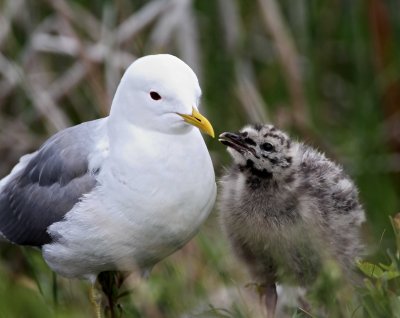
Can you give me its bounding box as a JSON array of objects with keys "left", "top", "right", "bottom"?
[{"left": 177, "top": 107, "right": 215, "bottom": 138}]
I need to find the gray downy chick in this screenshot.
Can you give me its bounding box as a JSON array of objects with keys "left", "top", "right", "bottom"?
[{"left": 218, "top": 124, "right": 365, "bottom": 317}]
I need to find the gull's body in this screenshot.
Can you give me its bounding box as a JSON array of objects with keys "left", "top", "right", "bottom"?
[{"left": 0, "top": 54, "right": 216, "bottom": 282}]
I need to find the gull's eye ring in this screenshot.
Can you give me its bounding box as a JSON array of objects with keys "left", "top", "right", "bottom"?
[{"left": 150, "top": 91, "right": 161, "bottom": 100}]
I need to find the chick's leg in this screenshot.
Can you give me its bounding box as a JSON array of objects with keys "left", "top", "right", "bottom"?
[{"left": 261, "top": 283, "right": 277, "bottom": 318}]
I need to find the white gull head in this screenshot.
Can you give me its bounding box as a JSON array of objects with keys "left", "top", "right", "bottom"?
[{"left": 109, "top": 54, "right": 213, "bottom": 137}]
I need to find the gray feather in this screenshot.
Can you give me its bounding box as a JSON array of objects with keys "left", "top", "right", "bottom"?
[
  {"left": 0, "top": 119, "right": 105, "bottom": 246},
  {"left": 218, "top": 124, "right": 366, "bottom": 287}
]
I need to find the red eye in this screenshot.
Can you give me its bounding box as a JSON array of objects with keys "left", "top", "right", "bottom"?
[{"left": 150, "top": 91, "right": 161, "bottom": 100}]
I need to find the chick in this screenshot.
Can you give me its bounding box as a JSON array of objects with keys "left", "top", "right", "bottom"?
[{"left": 218, "top": 124, "right": 365, "bottom": 317}]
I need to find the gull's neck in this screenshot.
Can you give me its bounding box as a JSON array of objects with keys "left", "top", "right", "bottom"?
[{"left": 106, "top": 113, "right": 203, "bottom": 164}]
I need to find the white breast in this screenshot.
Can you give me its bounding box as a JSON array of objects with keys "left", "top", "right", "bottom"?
[{"left": 43, "top": 127, "right": 216, "bottom": 278}]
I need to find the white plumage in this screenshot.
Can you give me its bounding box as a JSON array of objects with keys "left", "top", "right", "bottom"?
[{"left": 0, "top": 54, "right": 216, "bottom": 282}]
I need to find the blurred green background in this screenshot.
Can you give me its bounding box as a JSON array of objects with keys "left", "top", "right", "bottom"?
[{"left": 0, "top": 0, "right": 399, "bottom": 317}]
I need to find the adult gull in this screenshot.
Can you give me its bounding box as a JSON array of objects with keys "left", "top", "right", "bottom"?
[{"left": 0, "top": 54, "right": 216, "bottom": 285}]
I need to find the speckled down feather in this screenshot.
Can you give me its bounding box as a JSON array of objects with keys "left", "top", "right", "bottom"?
[{"left": 218, "top": 124, "right": 365, "bottom": 287}]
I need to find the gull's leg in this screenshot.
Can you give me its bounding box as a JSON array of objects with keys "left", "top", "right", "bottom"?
[
  {"left": 260, "top": 283, "right": 277, "bottom": 318},
  {"left": 90, "top": 283, "right": 103, "bottom": 318},
  {"left": 140, "top": 266, "right": 153, "bottom": 280},
  {"left": 98, "top": 271, "right": 128, "bottom": 318}
]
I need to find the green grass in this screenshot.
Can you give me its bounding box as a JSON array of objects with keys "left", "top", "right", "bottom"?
[{"left": 0, "top": 0, "right": 400, "bottom": 317}]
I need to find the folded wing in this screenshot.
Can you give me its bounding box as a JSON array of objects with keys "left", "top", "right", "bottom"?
[{"left": 0, "top": 120, "right": 106, "bottom": 246}]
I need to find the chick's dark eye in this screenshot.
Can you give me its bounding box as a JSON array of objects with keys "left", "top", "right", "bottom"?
[
  {"left": 150, "top": 91, "right": 161, "bottom": 100},
  {"left": 261, "top": 142, "right": 274, "bottom": 152}
]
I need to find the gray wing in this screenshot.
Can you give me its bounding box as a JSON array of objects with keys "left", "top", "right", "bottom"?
[{"left": 0, "top": 119, "right": 106, "bottom": 246}]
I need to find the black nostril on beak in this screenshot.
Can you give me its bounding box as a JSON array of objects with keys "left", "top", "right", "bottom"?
[{"left": 223, "top": 132, "right": 242, "bottom": 141}]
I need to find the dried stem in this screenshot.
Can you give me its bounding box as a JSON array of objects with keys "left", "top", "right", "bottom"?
[{"left": 257, "top": 0, "right": 309, "bottom": 131}]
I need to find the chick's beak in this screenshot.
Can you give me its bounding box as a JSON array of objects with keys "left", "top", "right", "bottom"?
[
  {"left": 219, "top": 132, "right": 245, "bottom": 151},
  {"left": 219, "top": 132, "right": 257, "bottom": 156},
  {"left": 177, "top": 107, "right": 215, "bottom": 138}
]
